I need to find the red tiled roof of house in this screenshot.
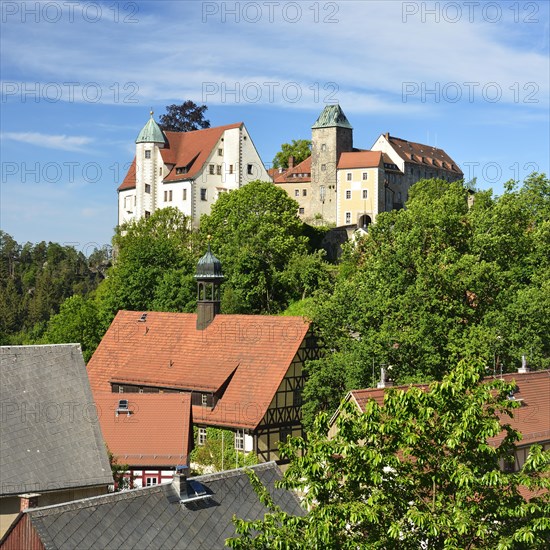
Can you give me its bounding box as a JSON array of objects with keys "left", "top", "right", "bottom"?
[
  {"left": 348, "top": 371, "right": 550, "bottom": 447},
  {"left": 87, "top": 311, "right": 311, "bottom": 430},
  {"left": 94, "top": 393, "right": 192, "bottom": 467},
  {"left": 273, "top": 157, "right": 312, "bottom": 183},
  {"left": 386, "top": 134, "right": 463, "bottom": 174},
  {"left": 117, "top": 123, "right": 243, "bottom": 191},
  {"left": 338, "top": 151, "right": 383, "bottom": 170}
]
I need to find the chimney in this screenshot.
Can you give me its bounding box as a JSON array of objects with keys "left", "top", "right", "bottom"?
[
  {"left": 288, "top": 156, "right": 294, "bottom": 170},
  {"left": 377, "top": 367, "right": 393, "bottom": 389},
  {"left": 19, "top": 493, "right": 40, "bottom": 511},
  {"left": 517, "top": 355, "right": 530, "bottom": 374},
  {"left": 385, "top": 132, "right": 390, "bottom": 140},
  {"left": 172, "top": 468, "right": 188, "bottom": 497}
]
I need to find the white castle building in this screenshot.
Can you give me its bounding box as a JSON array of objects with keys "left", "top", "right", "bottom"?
[{"left": 118, "top": 113, "right": 269, "bottom": 226}]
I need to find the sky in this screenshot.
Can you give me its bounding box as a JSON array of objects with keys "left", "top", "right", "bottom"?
[{"left": 1, "top": 0, "right": 549, "bottom": 253}]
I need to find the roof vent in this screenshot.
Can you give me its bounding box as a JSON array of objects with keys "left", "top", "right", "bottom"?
[
  {"left": 517, "top": 355, "right": 530, "bottom": 374},
  {"left": 116, "top": 399, "right": 130, "bottom": 415},
  {"left": 138, "top": 313, "right": 147, "bottom": 322}
]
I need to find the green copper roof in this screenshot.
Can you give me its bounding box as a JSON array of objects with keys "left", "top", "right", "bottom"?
[
  {"left": 135, "top": 112, "right": 166, "bottom": 144},
  {"left": 312, "top": 104, "right": 353, "bottom": 129},
  {"left": 195, "top": 244, "right": 224, "bottom": 280}
]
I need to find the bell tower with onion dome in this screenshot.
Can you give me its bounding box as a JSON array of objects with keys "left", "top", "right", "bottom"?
[{"left": 195, "top": 241, "right": 224, "bottom": 330}]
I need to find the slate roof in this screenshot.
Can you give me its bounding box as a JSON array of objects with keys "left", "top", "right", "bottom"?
[
  {"left": 118, "top": 123, "right": 243, "bottom": 191},
  {"left": 3, "top": 462, "right": 304, "bottom": 550},
  {"left": 0, "top": 345, "right": 113, "bottom": 496},
  {"left": 383, "top": 133, "right": 463, "bottom": 174},
  {"left": 94, "top": 393, "right": 193, "bottom": 468},
  {"left": 87, "top": 311, "right": 311, "bottom": 430}
]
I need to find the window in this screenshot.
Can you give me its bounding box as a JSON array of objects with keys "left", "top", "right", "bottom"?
[
  {"left": 299, "top": 207, "right": 305, "bottom": 214},
  {"left": 145, "top": 477, "right": 158, "bottom": 487},
  {"left": 169, "top": 190, "right": 172, "bottom": 201},
  {"left": 280, "top": 427, "right": 292, "bottom": 443},
  {"left": 295, "top": 189, "right": 300, "bottom": 197},
  {"left": 145, "top": 150, "right": 151, "bottom": 159},
  {"left": 321, "top": 143, "right": 326, "bottom": 151},
  {"left": 218, "top": 148, "right": 223, "bottom": 156},
  {"left": 201, "top": 393, "right": 208, "bottom": 406},
  {"left": 362, "top": 172, "right": 368, "bottom": 180},
  {"left": 302, "top": 189, "right": 307, "bottom": 196},
  {"left": 118, "top": 386, "right": 124, "bottom": 393},
  {"left": 319, "top": 185, "right": 326, "bottom": 201},
  {"left": 159, "top": 167, "right": 162, "bottom": 176},
  {"left": 209, "top": 164, "right": 215, "bottom": 175},
  {"left": 345, "top": 212, "right": 351, "bottom": 224},
  {"left": 345, "top": 190, "right": 351, "bottom": 200},
  {"left": 247, "top": 164, "right": 253, "bottom": 175},
  {"left": 347, "top": 172, "right": 352, "bottom": 181},
  {"left": 145, "top": 184, "right": 151, "bottom": 194},
  {"left": 216, "top": 165, "right": 222, "bottom": 175},
  {"left": 234, "top": 430, "right": 244, "bottom": 451},
  {"left": 362, "top": 189, "right": 368, "bottom": 199},
  {"left": 183, "top": 189, "right": 187, "bottom": 201},
  {"left": 164, "top": 190, "right": 167, "bottom": 201},
  {"left": 229, "top": 164, "right": 234, "bottom": 174},
  {"left": 176, "top": 167, "right": 186, "bottom": 175},
  {"left": 198, "top": 427, "right": 207, "bottom": 446},
  {"left": 321, "top": 164, "right": 326, "bottom": 172},
  {"left": 200, "top": 188, "right": 207, "bottom": 201},
  {"left": 145, "top": 211, "right": 151, "bottom": 219}
]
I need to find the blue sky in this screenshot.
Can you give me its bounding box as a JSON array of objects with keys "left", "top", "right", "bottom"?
[{"left": 1, "top": 0, "right": 549, "bottom": 251}]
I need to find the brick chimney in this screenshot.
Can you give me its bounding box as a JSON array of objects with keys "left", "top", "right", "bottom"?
[
  {"left": 19, "top": 493, "right": 40, "bottom": 511},
  {"left": 288, "top": 156, "right": 294, "bottom": 170}
]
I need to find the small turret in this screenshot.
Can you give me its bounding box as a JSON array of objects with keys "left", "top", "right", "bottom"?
[{"left": 195, "top": 242, "right": 224, "bottom": 330}]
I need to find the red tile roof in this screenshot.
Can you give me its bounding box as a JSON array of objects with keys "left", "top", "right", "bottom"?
[
  {"left": 385, "top": 134, "right": 463, "bottom": 175},
  {"left": 87, "top": 311, "right": 311, "bottom": 430},
  {"left": 348, "top": 370, "right": 550, "bottom": 447},
  {"left": 273, "top": 157, "right": 312, "bottom": 184},
  {"left": 118, "top": 123, "right": 243, "bottom": 191},
  {"left": 338, "top": 151, "right": 383, "bottom": 170},
  {"left": 94, "top": 393, "right": 192, "bottom": 467}
]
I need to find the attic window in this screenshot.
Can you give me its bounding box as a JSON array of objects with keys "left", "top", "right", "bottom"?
[
  {"left": 176, "top": 167, "right": 187, "bottom": 175},
  {"left": 218, "top": 148, "right": 223, "bottom": 156},
  {"left": 247, "top": 164, "right": 253, "bottom": 175},
  {"left": 201, "top": 393, "right": 208, "bottom": 406}
]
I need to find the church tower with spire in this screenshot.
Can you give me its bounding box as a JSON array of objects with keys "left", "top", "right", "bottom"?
[
  {"left": 310, "top": 104, "right": 353, "bottom": 224},
  {"left": 195, "top": 242, "right": 224, "bottom": 330},
  {"left": 134, "top": 111, "right": 167, "bottom": 220}
]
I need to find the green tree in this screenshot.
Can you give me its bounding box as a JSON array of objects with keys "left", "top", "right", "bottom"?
[
  {"left": 200, "top": 180, "right": 313, "bottom": 313},
  {"left": 228, "top": 361, "right": 550, "bottom": 549},
  {"left": 102, "top": 207, "right": 200, "bottom": 318},
  {"left": 272, "top": 139, "right": 311, "bottom": 169},
  {"left": 158, "top": 100, "right": 210, "bottom": 132},
  {"left": 305, "top": 175, "right": 550, "bottom": 423}
]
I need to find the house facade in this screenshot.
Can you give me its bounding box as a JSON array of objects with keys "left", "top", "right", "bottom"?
[
  {"left": 87, "top": 248, "right": 319, "bottom": 464},
  {"left": 274, "top": 104, "right": 463, "bottom": 227},
  {"left": 118, "top": 114, "right": 269, "bottom": 227}
]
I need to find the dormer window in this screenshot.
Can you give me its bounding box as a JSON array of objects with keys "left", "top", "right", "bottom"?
[
  {"left": 201, "top": 393, "right": 208, "bottom": 406},
  {"left": 176, "top": 167, "right": 187, "bottom": 175}
]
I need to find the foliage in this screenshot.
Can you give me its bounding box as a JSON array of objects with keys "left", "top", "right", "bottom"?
[
  {"left": 272, "top": 139, "right": 311, "bottom": 169},
  {"left": 102, "top": 207, "right": 201, "bottom": 318},
  {"left": 190, "top": 427, "right": 258, "bottom": 473},
  {"left": 0, "top": 231, "right": 105, "bottom": 345},
  {"left": 158, "top": 100, "right": 211, "bottom": 132},
  {"left": 228, "top": 361, "right": 550, "bottom": 549},
  {"left": 107, "top": 448, "right": 133, "bottom": 491},
  {"left": 305, "top": 175, "right": 550, "bottom": 423},
  {"left": 200, "top": 180, "right": 330, "bottom": 313}
]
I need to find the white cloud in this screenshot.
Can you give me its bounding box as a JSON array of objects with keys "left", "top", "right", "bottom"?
[{"left": 1, "top": 132, "right": 94, "bottom": 152}]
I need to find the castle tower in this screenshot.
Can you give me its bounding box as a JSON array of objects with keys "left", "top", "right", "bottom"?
[
  {"left": 195, "top": 243, "right": 224, "bottom": 330},
  {"left": 310, "top": 104, "right": 353, "bottom": 225},
  {"left": 134, "top": 111, "right": 166, "bottom": 219}
]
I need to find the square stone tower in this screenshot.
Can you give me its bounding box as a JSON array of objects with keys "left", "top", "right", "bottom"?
[{"left": 310, "top": 105, "right": 353, "bottom": 225}]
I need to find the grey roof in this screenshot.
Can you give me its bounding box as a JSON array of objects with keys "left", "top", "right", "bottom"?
[
  {"left": 312, "top": 104, "right": 353, "bottom": 129},
  {"left": 15, "top": 462, "right": 304, "bottom": 549},
  {"left": 0, "top": 345, "right": 113, "bottom": 496}
]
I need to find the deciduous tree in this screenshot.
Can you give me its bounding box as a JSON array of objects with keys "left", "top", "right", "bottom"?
[{"left": 158, "top": 100, "right": 211, "bottom": 132}]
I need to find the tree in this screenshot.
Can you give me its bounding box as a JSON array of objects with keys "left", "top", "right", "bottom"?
[
  {"left": 158, "top": 100, "right": 211, "bottom": 132},
  {"left": 199, "top": 180, "right": 321, "bottom": 313},
  {"left": 272, "top": 139, "right": 311, "bottom": 169},
  {"left": 228, "top": 360, "right": 550, "bottom": 549},
  {"left": 304, "top": 175, "right": 550, "bottom": 424}
]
